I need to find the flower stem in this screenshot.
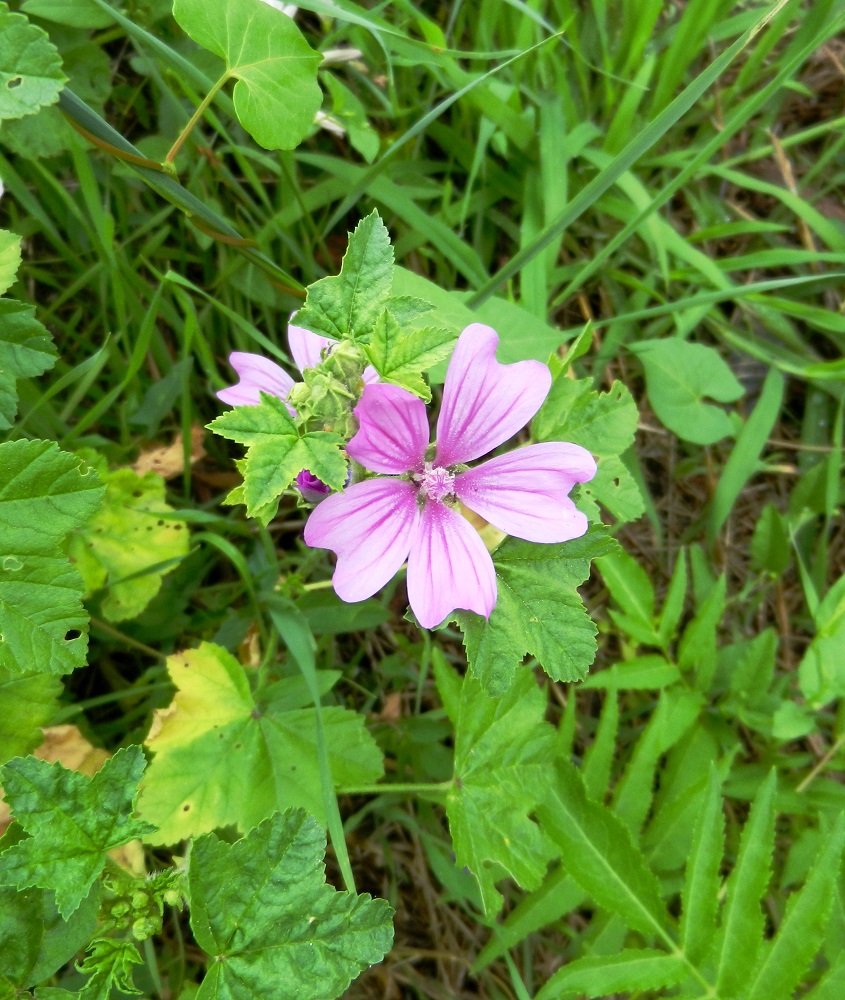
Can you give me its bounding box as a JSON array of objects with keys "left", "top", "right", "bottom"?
[{"left": 165, "top": 72, "right": 230, "bottom": 165}]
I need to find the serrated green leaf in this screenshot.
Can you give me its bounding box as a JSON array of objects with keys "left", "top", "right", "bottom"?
[
  {"left": 582, "top": 690, "right": 618, "bottom": 801},
  {"left": 0, "top": 882, "right": 98, "bottom": 991},
  {"left": 536, "top": 949, "right": 687, "bottom": 1000},
  {"left": 442, "top": 668, "right": 556, "bottom": 915},
  {"left": 75, "top": 937, "right": 143, "bottom": 1000},
  {"left": 533, "top": 377, "right": 642, "bottom": 521},
  {"left": 629, "top": 338, "right": 744, "bottom": 445},
  {"left": 207, "top": 394, "right": 347, "bottom": 525},
  {"left": 68, "top": 463, "right": 189, "bottom": 622},
  {"left": 746, "top": 813, "right": 845, "bottom": 1000},
  {"left": 0, "top": 440, "right": 103, "bottom": 677},
  {"left": 172, "top": 0, "right": 321, "bottom": 151},
  {"left": 295, "top": 211, "right": 394, "bottom": 341},
  {"left": 714, "top": 769, "right": 777, "bottom": 998},
  {"left": 138, "top": 642, "right": 383, "bottom": 843},
  {"left": 0, "top": 231, "right": 21, "bottom": 295},
  {"left": 804, "top": 952, "right": 845, "bottom": 1000},
  {"left": 188, "top": 809, "right": 394, "bottom": 1000},
  {"left": 0, "top": 747, "right": 155, "bottom": 917},
  {"left": 680, "top": 765, "right": 725, "bottom": 964},
  {"left": 0, "top": 667, "right": 61, "bottom": 763},
  {"left": 365, "top": 310, "right": 457, "bottom": 400},
  {"left": 0, "top": 2, "right": 67, "bottom": 121},
  {"left": 536, "top": 760, "right": 672, "bottom": 939},
  {"left": 0, "top": 299, "right": 58, "bottom": 430},
  {"left": 453, "top": 530, "right": 617, "bottom": 694}
]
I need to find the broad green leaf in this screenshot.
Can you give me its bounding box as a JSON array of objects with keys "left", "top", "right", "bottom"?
[
  {"left": 533, "top": 377, "right": 642, "bottom": 522},
  {"left": 536, "top": 760, "right": 672, "bottom": 939},
  {"left": 68, "top": 462, "right": 189, "bottom": 622},
  {"left": 0, "top": 230, "right": 21, "bottom": 295},
  {"left": 138, "top": 642, "right": 383, "bottom": 843},
  {"left": 295, "top": 211, "right": 394, "bottom": 341},
  {"left": 74, "top": 937, "right": 143, "bottom": 999},
  {"left": 188, "top": 809, "right": 394, "bottom": 1000},
  {"left": 364, "top": 309, "right": 457, "bottom": 400},
  {"left": 629, "top": 338, "right": 743, "bottom": 445},
  {"left": 0, "top": 299, "right": 58, "bottom": 430},
  {"left": 0, "top": 667, "right": 61, "bottom": 763},
  {"left": 680, "top": 765, "right": 725, "bottom": 964},
  {"left": 439, "top": 662, "right": 556, "bottom": 915},
  {"left": 453, "top": 529, "right": 616, "bottom": 695},
  {"left": 0, "top": 3, "right": 67, "bottom": 121},
  {"left": 746, "top": 813, "right": 845, "bottom": 1000},
  {"left": 0, "top": 882, "right": 98, "bottom": 992},
  {"left": 0, "top": 747, "right": 154, "bottom": 917},
  {"left": 207, "top": 394, "right": 347, "bottom": 526},
  {"left": 713, "top": 769, "right": 777, "bottom": 998},
  {"left": 536, "top": 949, "right": 687, "bottom": 1000},
  {"left": 20, "top": 0, "right": 112, "bottom": 29},
  {"left": 0, "top": 440, "right": 103, "bottom": 677},
  {"left": 172, "top": 0, "right": 321, "bottom": 151}
]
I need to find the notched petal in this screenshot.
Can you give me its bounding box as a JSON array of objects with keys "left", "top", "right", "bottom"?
[
  {"left": 348, "top": 383, "right": 430, "bottom": 475},
  {"left": 217, "top": 352, "right": 296, "bottom": 411}
]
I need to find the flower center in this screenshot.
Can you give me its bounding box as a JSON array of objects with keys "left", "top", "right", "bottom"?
[{"left": 416, "top": 462, "right": 455, "bottom": 502}]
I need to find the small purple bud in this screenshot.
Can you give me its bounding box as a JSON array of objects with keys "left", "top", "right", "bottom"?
[{"left": 295, "top": 469, "right": 333, "bottom": 504}]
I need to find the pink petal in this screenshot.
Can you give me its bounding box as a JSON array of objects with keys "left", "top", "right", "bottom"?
[
  {"left": 407, "top": 500, "right": 497, "bottom": 629},
  {"left": 217, "top": 352, "right": 296, "bottom": 411},
  {"left": 454, "top": 442, "right": 595, "bottom": 543},
  {"left": 435, "top": 324, "right": 552, "bottom": 466},
  {"left": 303, "top": 478, "right": 419, "bottom": 602},
  {"left": 362, "top": 365, "right": 380, "bottom": 384},
  {"left": 348, "top": 383, "right": 429, "bottom": 475},
  {"left": 288, "top": 322, "right": 336, "bottom": 373}
]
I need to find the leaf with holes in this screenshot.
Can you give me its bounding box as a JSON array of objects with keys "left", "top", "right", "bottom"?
[
  {"left": 138, "top": 643, "right": 383, "bottom": 843},
  {"left": 0, "top": 440, "right": 103, "bottom": 677},
  {"left": 67, "top": 458, "right": 189, "bottom": 623},
  {"left": 0, "top": 747, "right": 154, "bottom": 917},
  {"left": 0, "top": 3, "right": 67, "bottom": 121},
  {"left": 188, "top": 809, "right": 394, "bottom": 1000},
  {"left": 172, "top": 0, "right": 321, "bottom": 151}
]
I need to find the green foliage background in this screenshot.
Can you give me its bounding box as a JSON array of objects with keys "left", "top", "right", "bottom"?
[{"left": 1, "top": 0, "right": 845, "bottom": 997}]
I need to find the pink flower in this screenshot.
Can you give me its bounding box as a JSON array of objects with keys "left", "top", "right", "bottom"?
[
  {"left": 304, "top": 323, "right": 597, "bottom": 629},
  {"left": 216, "top": 323, "right": 378, "bottom": 409}
]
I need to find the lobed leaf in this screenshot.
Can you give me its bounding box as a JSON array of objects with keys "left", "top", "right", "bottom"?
[
  {"left": 138, "top": 642, "right": 383, "bottom": 843},
  {"left": 68, "top": 462, "right": 189, "bottom": 622},
  {"left": 0, "top": 230, "right": 21, "bottom": 295},
  {"left": 0, "top": 747, "right": 154, "bottom": 917},
  {"left": 440, "top": 662, "right": 557, "bottom": 915},
  {"left": 294, "top": 210, "right": 394, "bottom": 342},
  {"left": 172, "top": 0, "right": 321, "bottom": 151},
  {"left": 188, "top": 809, "right": 394, "bottom": 1000},
  {"left": 364, "top": 309, "right": 457, "bottom": 400},
  {"left": 0, "top": 299, "right": 58, "bottom": 430},
  {"left": 454, "top": 530, "right": 617, "bottom": 694},
  {"left": 207, "top": 394, "right": 347, "bottom": 526},
  {"left": 0, "top": 667, "right": 62, "bottom": 764}
]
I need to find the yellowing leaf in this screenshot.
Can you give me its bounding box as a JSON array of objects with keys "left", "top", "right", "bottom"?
[
  {"left": 69, "top": 463, "right": 189, "bottom": 622},
  {"left": 132, "top": 425, "right": 205, "bottom": 480},
  {"left": 138, "top": 642, "right": 383, "bottom": 844},
  {"left": 0, "top": 230, "right": 21, "bottom": 296}
]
